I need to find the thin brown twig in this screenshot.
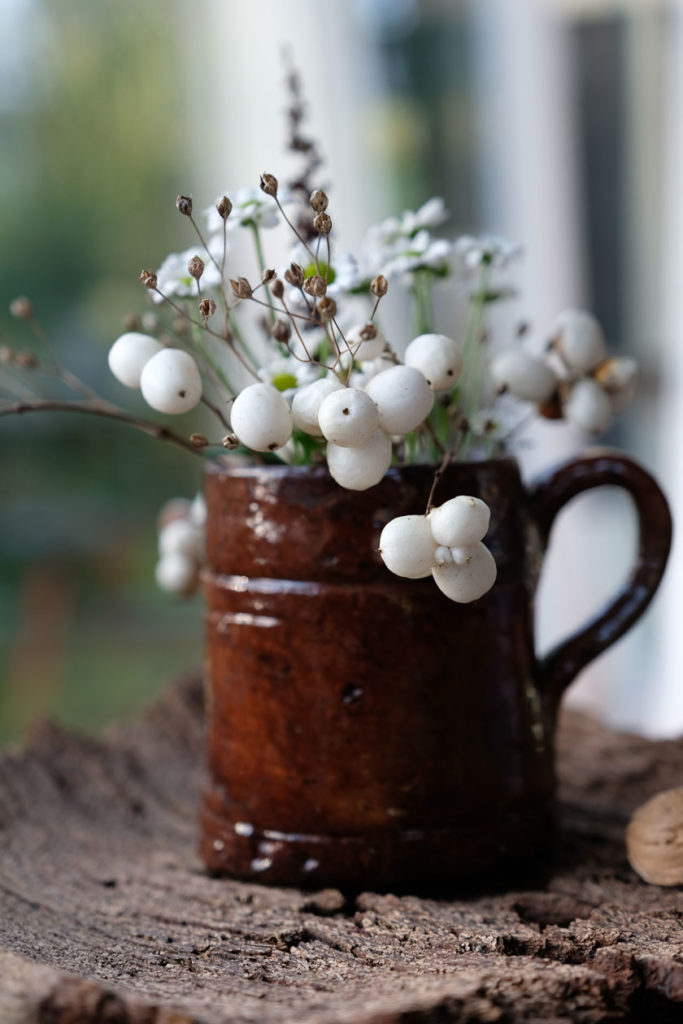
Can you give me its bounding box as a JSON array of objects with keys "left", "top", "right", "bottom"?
[
  {"left": 0, "top": 399, "right": 202, "bottom": 457},
  {"left": 425, "top": 449, "right": 452, "bottom": 513}
]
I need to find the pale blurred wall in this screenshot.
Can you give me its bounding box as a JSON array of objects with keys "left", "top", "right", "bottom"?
[{"left": 184, "top": 0, "right": 683, "bottom": 734}]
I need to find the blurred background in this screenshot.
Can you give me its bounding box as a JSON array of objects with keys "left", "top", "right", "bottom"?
[{"left": 1, "top": 0, "right": 681, "bottom": 744}]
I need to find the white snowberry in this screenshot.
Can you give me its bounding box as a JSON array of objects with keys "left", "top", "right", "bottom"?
[
  {"left": 108, "top": 332, "right": 164, "bottom": 388},
  {"left": 428, "top": 495, "right": 490, "bottom": 548},
  {"left": 432, "top": 542, "right": 497, "bottom": 603},
  {"left": 140, "top": 349, "right": 203, "bottom": 415},
  {"left": 365, "top": 365, "right": 434, "bottom": 435},
  {"left": 404, "top": 333, "right": 464, "bottom": 391},
  {"left": 230, "top": 382, "right": 294, "bottom": 452},
  {"left": 155, "top": 553, "right": 199, "bottom": 596},
  {"left": 158, "top": 518, "right": 204, "bottom": 561},
  {"left": 490, "top": 349, "right": 557, "bottom": 404},
  {"left": 564, "top": 378, "right": 613, "bottom": 434},
  {"left": 327, "top": 427, "right": 392, "bottom": 491},
  {"left": 554, "top": 309, "right": 606, "bottom": 372},
  {"left": 346, "top": 323, "right": 386, "bottom": 361},
  {"left": 379, "top": 515, "right": 436, "bottom": 579},
  {"left": 318, "top": 387, "right": 380, "bottom": 447},
  {"left": 291, "top": 377, "right": 343, "bottom": 436}
]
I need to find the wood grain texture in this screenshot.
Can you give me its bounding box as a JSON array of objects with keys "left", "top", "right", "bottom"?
[{"left": 1, "top": 674, "right": 682, "bottom": 1024}]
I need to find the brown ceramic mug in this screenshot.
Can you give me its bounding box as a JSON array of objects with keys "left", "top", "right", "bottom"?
[{"left": 200, "top": 451, "right": 671, "bottom": 890}]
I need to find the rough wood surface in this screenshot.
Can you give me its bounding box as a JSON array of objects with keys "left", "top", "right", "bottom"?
[{"left": 0, "top": 675, "right": 682, "bottom": 1024}]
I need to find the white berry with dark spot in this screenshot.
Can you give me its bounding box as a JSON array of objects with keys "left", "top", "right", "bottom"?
[
  {"left": 230, "top": 383, "right": 294, "bottom": 452},
  {"left": 318, "top": 387, "right": 380, "bottom": 447}
]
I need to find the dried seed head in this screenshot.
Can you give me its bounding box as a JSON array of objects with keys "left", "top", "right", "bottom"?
[
  {"left": 259, "top": 173, "right": 278, "bottom": 197},
  {"left": 140, "top": 268, "right": 158, "bottom": 289},
  {"left": 216, "top": 195, "right": 232, "bottom": 220},
  {"left": 370, "top": 275, "right": 388, "bottom": 298},
  {"left": 122, "top": 313, "right": 141, "bottom": 332},
  {"left": 261, "top": 268, "right": 277, "bottom": 285},
  {"left": 272, "top": 319, "right": 292, "bottom": 343},
  {"left": 187, "top": 255, "right": 205, "bottom": 280},
  {"left": 310, "top": 188, "right": 329, "bottom": 212},
  {"left": 304, "top": 274, "right": 327, "bottom": 298},
  {"left": 221, "top": 434, "right": 240, "bottom": 449},
  {"left": 230, "top": 277, "right": 252, "bottom": 299},
  {"left": 285, "top": 263, "right": 305, "bottom": 288},
  {"left": 318, "top": 296, "right": 337, "bottom": 320},
  {"left": 313, "top": 212, "right": 332, "bottom": 235},
  {"left": 198, "top": 298, "right": 216, "bottom": 319},
  {"left": 190, "top": 433, "right": 210, "bottom": 448},
  {"left": 360, "top": 322, "right": 378, "bottom": 341},
  {"left": 271, "top": 278, "right": 285, "bottom": 299},
  {"left": 9, "top": 296, "right": 33, "bottom": 320},
  {"left": 176, "top": 194, "right": 193, "bottom": 217}
]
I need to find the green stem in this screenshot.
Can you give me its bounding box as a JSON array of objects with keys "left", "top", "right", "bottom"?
[
  {"left": 251, "top": 225, "right": 276, "bottom": 325},
  {"left": 412, "top": 270, "right": 434, "bottom": 335},
  {"left": 458, "top": 265, "right": 491, "bottom": 459},
  {"left": 189, "top": 320, "right": 235, "bottom": 398}
]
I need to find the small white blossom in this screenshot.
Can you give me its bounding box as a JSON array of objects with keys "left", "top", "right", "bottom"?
[
  {"left": 454, "top": 235, "right": 522, "bottom": 271},
  {"left": 205, "top": 187, "right": 287, "bottom": 234},
  {"left": 258, "top": 355, "right": 320, "bottom": 400},
  {"left": 153, "top": 245, "right": 222, "bottom": 304}
]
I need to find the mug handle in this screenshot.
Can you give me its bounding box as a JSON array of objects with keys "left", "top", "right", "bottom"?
[{"left": 528, "top": 449, "right": 672, "bottom": 715}]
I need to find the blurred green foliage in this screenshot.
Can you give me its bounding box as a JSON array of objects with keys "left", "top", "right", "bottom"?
[{"left": 0, "top": 1, "right": 205, "bottom": 744}]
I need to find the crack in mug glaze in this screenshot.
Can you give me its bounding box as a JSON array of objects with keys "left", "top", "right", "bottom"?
[{"left": 199, "top": 452, "right": 671, "bottom": 890}]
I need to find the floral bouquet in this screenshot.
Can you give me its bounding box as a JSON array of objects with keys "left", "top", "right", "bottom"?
[{"left": 3, "top": 80, "right": 637, "bottom": 610}]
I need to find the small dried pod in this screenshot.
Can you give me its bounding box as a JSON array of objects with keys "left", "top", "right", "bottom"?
[
  {"left": 285, "top": 263, "right": 305, "bottom": 288},
  {"left": 198, "top": 298, "right": 216, "bottom": 320},
  {"left": 140, "top": 268, "right": 158, "bottom": 289},
  {"left": 303, "top": 274, "right": 327, "bottom": 298},
  {"left": 187, "top": 255, "right": 205, "bottom": 280},
  {"left": 318, "top": 296, "right": 337, "bottom": 320},
  {"left": 259, "top": 172, "right": 278, "bottom": 197},
  {"left": 313, "top": 211, "right": 332, "bottom": 235},
  {"left": 271, "top": 278, "right": 285, "bottom": 300},
  {"left": 371, "top": 275, "right": 388, "bottom": 298},
  {"left": 271, "top": 319, "right": 292, "bottom": 344},
  {"left": 261, "top": 268, "right": 277, "bottom": 285},
  {"left": 230, "top": 277, "right": 252, "bottom": 299},
  {"left": 216, "top": 195, "right": 232, "bottom": 220},
  {"left": 310, "top": 188, "right": 329, "bottom": 212},
  {"left": 176, "top": 194, "right": 193, "bottom": 217},
  {"left": 626, "top": 787, "right": 683, "bottom": 886}
]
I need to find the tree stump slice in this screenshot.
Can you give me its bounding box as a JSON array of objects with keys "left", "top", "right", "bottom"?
[{"left": 1, "top": 675, "right": 682, "bottom": 1024}]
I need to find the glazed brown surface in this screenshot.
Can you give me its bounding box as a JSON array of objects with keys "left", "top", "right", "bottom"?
[{"left": 201, "top": 453, "right": 670, "bottom": 889}]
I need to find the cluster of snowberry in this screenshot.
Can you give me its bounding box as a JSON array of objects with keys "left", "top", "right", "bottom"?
[
  {"left": 155, "top": 493, "right": 206, "bottom": 596},
  {"left": 491, "top": 309, "right": 637, "bottom": 434},
  {"left": 234, "top": 332, "right": 462, "bottom": 490},
  {"left": 108, "top": 332, "right": 202, "bottom": 415},
  {"left": 379, "top": 495, "right": 495, "bottom": 603}
]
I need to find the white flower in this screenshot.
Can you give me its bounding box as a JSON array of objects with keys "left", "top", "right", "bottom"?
[
  {"left": 379, "top": 230, "right": 454, "bottom": 280},
  {"left": 205, "top": 187, "right": 287, "bottom": 234},
  {"left": 454, "top": 235, "right": 522, "bottom": 271},
  {"left": 153, "top": 245, "right": 223, "bottom": 304},
  {"left": 258, "top": 355, "right": 320, "bottom": 400},
  {"left": 400, "top": 197, "right": 449, "bottom": 235}
]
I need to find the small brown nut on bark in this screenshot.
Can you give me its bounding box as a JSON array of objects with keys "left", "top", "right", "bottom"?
[{"left": 626, "top": 786, "right": 683, "bottom": 886}]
